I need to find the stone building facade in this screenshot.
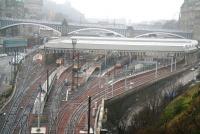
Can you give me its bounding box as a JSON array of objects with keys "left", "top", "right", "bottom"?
[
  {"left": 24, "top": 0, "right": 43, "bottom": 20},
  {"left": 179, "top": 0, "right": 200, "bottom": 40},
  {"left": 0, "top": 0, "right": 43, "bottom": 20},
  {"left": 0, "top": 0, "right": 25, "bottom": 18}
]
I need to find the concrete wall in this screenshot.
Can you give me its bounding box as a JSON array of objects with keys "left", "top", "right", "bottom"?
[{"left": 104, "top": 69, "right": 189, "bottom": 132}]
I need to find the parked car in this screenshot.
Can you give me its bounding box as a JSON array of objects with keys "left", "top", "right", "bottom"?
[{"left": 190, "top": 68, "right": 195, "bottom": 71}]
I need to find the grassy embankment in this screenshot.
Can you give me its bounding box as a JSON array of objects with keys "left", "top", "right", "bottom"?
[
  {"left": 140, "top": 83, "right": 200, "bottom": 134},
  {"left": 0, "top": 86, "right": 13, "bottom": 109},
  {"left": 160, "top": 83, "right": 200, "bottom": 134}
]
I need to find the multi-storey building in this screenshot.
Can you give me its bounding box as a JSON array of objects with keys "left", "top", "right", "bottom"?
[
  {"left": 24, "top": 0, "right": 43, "bottom": 20},
  {"left": 0, "top": 0, "right": 43, "bottom": 20},
  {"left": 179, "top": 0, "right": 200, "bottom": 40},
  {"left": 0, "top": 0, "right": 25, "bottom": 18}
]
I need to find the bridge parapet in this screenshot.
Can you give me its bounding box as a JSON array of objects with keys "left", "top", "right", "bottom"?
[
  {"left": 68, "top": 22, "right": 127, "bottom": 30},
  {"left": 0, "top": 17, "right": 61, "bottom": 26},
  {"left": 0, "top": 17, "right": 128, "bottom": 35},
  {"left": 94, "top": 99, "right": 106, "bottom": 134},
  {"left": 0, "top": 17, "right": 194, "bottom": 38}
]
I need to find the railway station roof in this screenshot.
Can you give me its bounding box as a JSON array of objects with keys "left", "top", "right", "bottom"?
[{"left": 43, "top": 36, "right": 198, "bottom": 52}]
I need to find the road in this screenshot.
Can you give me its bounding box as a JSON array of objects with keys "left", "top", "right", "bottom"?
[
  {"left": 0, "top": 51, "right": 50, "bottom": 134},
  {"left": 180, "top": 69, "right": 198, "bottom": 85},
  {"left": 0, "top": 46, "right": 40, "bottom": 95},
  {"left": 0, "top": 56, "right": 12, "bottom": 94}
]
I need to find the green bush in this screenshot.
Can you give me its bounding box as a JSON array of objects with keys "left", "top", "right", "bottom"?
[
  {"left": 0, "top": 87, "right": 13, "bottom": 108},
  {"left": 3, "top": 87, "right": 13, "bottom": 98},
  {"left": 45, "top": 54, "right": 56, "bottom": 65}
]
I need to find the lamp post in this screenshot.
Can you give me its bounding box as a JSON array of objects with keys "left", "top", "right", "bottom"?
[
  {"left": 37, "top": 84, "right": 42, "bottom": 132},
  {"left": 111, "top": 76, "right": 114, "bottom": 97},
  {"left": 125, "top": 65, "right": 128, "bottom": 90},
  {"left": 105, "top": 76, "right": 108, "bottom": 99},
  {"left": 104, "top": 50, "right": 107, "bottom": 67},
  {"left": 71, "top": 38, "right": 77, "bottom": 92},
  {"left": 170, "top": 55, "right": 174, "bottom": 73},
  {"left": 88, "top": 96, "right": 91, "bottom": 134},
  {"left": 155, "top": 61, "right": 158, "bottom": 78},
  {"left": 174, "top": 58, "right": 177, "bottom": 71}
]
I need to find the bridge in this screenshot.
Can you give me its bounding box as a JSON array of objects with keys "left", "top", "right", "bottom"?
[
  {"left": 0, "top": 17, "right": 127, "bottom": 36},
  {"left": 0, "top": 17, "right": 193, "bottom": 38}
]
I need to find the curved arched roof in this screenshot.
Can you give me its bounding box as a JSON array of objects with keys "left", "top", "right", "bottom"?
[
  {"left": 135, "top": 32, "right": 186, "bottom": 39},
  {"left": 0, "top": 23, "right": 62, "bottom": 36},
  {"left": 68, "top": 28, "right": 125, "bottom": 37},
  {"left": 43, "top": 36, "right": 198, "bottom": 52}
]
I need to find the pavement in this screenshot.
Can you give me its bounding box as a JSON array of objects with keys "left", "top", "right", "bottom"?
[
  {"left": 0, "top": 56, "right": 12, "bottom": 94},
  {"left": 0, "top": 48, "right": 47, "bottom": 133},
  {"left": 180, "top": 69, "right": 198, "bottom": 85},
  {"left": 0, "top": 46, "right": 39, "bottom": 95}
]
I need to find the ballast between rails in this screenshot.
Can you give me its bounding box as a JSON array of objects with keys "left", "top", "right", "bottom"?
[
  {"left": 65, "top": 59, "right": 185, "bottom": 133},
  {"left": 32, "top": 66, "right": 69, "bottom": 114}
]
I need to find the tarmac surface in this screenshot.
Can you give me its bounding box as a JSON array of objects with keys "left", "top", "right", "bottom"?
[{"left": 0, "top": 56, "right": 12, "bottom": 94}]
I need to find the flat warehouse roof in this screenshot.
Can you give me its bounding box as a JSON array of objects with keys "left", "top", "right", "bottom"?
[{"left": 43, "top": 36, "right": 198, "bottom": 52}]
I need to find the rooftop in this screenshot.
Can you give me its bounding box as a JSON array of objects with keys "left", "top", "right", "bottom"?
[{"left": 43, "top": 36, "right": 198, "bottom": 52}]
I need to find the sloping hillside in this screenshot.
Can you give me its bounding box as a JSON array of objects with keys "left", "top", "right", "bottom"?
[
  {"left": 137, "top": 83, "right": 200, "bottom": 134},
  {"left": 160, "top": 83, "right": 200, "bottom": 134}
]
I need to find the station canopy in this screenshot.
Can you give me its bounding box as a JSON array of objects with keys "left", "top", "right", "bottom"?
[{"left": 43, "top": 36, "right": 198, "bottom": 52}]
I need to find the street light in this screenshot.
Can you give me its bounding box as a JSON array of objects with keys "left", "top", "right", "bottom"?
[
  {"left": 125, "top": 65, "right": 128, "bottom": 90},
  {"left": 88, "top": 96, "right": 91, "bottom": 134},
  {"left": 71, "top": 38, "right": 77, "bottom": 92},
  {"left": 72, "top": 38, "right": 77, "bottom": 46},
  {"left": 37, "top": 84, "right": 43, "bottom": 132}
]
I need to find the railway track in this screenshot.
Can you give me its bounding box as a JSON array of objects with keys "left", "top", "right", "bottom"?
[
  {"left": 47, "top": 67, "right": 72, "bottom": 132},
  {"left": 60, "top": 64, "right": 187, "bottom": 134},
  {"left": 52, "top": 59, "right": 185, "bottom": 134},
  {"left": 0, "top": 53, "right": 53, "bottom": 133},
  {"left": 11, "top": 69, "right": 50, "bottom": 134},
  {"left": 55, "top": 71, "right": 100, "bottom": 133},
  {"left": 0, "top": 55, "right": 35, "bottom": 133}
]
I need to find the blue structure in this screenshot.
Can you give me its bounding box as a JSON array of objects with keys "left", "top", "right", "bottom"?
[{"left": 2, "top": 38, "right": 27, "bottom": 53}]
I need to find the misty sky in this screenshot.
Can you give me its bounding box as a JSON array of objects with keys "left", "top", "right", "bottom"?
[{"left": 51, "top": 0, "right": 184, "bottom": 23}]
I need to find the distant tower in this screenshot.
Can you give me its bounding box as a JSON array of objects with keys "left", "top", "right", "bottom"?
[{"left": 62, "top": 19, "right": 68, "bottom": 36}]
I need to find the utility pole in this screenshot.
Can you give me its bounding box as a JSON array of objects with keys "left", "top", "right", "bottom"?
[
  {"left": 77, "top": 52, "right": 80, "bottom": 89},
  {"left": 155, "top": 61, "right": 158, "bottom": 78},
  {"left": 66, "top": 90, "right": 69, "bottom": 101},
  {"left": 37, "top": 84, "right": 42, "bottom": 132},
  {"left": 88, "top": 96, "right": 91, "bottom": 134},
  {"left": 71, "top": 39, "right": 77, "bottom": 92},
  {"left": 98, "top": 66, "right": 102, "bottom": 88},
  {"left": 104, "top": 50, "right": 107, "bottom": 67},
  {"left": 171, "top": 57, "right": 173, "bottom": 72},
  {"left": 125, "top": 65, "right": 128, "bottom": 90},
  {"left": 99, "top": 76, "right": 101, "bottom": 89},
  {"left": 112, "top": 76, "right": 114, "bottom": 97},
  {"left": 47, "top": 69, "right": 49, "bottom": 94},
  {"left": 44, "top": 46, "right": 47, "bottom": 65},
  {"left": 129, "top": 52, "right": 132, "bottom": 65},
  {"left": 174, "top": 58, "right": 177, "bottom": 71},
  {"left": 12, "top": 48, "right": 18, "bottom": 86},
  {"left": 105, "top": 76, "right": 108, "bottom": 99}
]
